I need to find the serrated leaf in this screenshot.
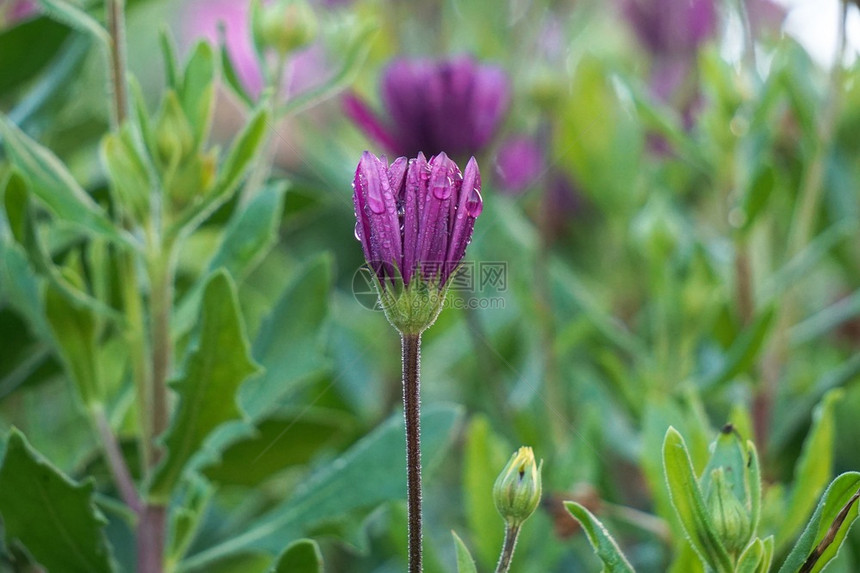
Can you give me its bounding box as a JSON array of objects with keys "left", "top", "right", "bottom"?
[
  {"left": 168, "top": 108, "right": 269, "bottom": 240},
  {"left": 201, "top": 408, "right": 348, "bottom": 487},
  {"left": 0, "top": 115, "right": 132, "bottom": 247},
  {"left": 240, "top": 255, "right": 332, "bottom": 420},
  {"left": 662, "top": 427, "right": 733, "bottom": 573},
  {"left": 776, "top": 390, "right": 842, "bottom": 552},
  {"left": 0, "top": 430, "right": 114, "bottom": 573},
  {"left": 565, "top": 501, "right": 635, "bottom": 573},
  {"left": 736, "top": 538, "right": 765, "bottom": 573},
  {"left": 44, "top": 280, "right": 102, "bottom": 405},
  {"left": 452, "top": 531, "right": 478, "bottom": 573},
  {"left": 148, "top": 271, "right": 260, "bottom": 501},
  {"left": 270, "top": 539, "right": 322, "bottom": 573},
  {"left": 181, "top": 404, "right": 463, "bottom": 570},
  {"left": 463, "top": 415, "right": 508, "bottom": 569},
  {"left": 778, "top": 472, "right": 860, "bottom": 573}
]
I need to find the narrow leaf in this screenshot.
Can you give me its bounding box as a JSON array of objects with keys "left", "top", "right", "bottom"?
[
  {"left": 778, "top": 472, "right": 860, "bottom": 573},
  {"left": 0, "top": 115, "right": 132, "bottom": 247},
  {"left": 452, "top": 531, "right": 478, "bottom": 573},
  {"left": 270, "top": 539, "right": 323, "bottom": 573},
  {"left": 148, "top": 271, "right": 261, "bottom": 500},
  {"left": 219, "top": 25, "right": 253, "bottom": 107},
  {"left": 736, "top": 538, "right": 764, "bottom": 573},
  {"left": 180, "top": 41, "right": 216, "bottom": 147},
  {"left": 776, "top": 390, "right": 842, "bottom": 551},
  {"left": 565, "top": 501, "right": 635, "bottom": 573},
  {"left": 0, "top": 430, "right": 114, "bottom": 573},
  {"left": 700, "top": 306, "right": 775, "bottom": 390},
  {"left": 662, "top": 427, "right": 733, "bottom": 573}
]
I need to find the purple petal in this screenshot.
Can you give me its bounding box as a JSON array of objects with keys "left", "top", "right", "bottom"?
[
  {"left": 445, "top": 157, "right": 481, "bottom": 282},
  {"left": 469, "top": 66, "right": 510, "bottom": 150},
  {"left": 402, "top": 154, "right": 428, "bottom": 284},
  {"left": 416, "top": 153, "right": 455, "bottom": 282},
  {"left": 357, "top": 152, "right": 402, "bottom": 282},
  {"left": 342, "top": 93, "right": 400, "bottom": 155},
  {"left": 494, "top": 136, "right": 545, "bottom": 194}
]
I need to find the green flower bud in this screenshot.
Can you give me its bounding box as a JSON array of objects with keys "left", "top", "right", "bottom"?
[
  {"left": 154, "top": 91, "right": 195, "bottom": 168},
  {"left": 706, "top": 468, "right": 752, "bottom": 555},
  {"left": 255, "top": 0, "right": 317, "bottom": 56},
  {"left": 376, "top": 277, "right": 448, "bottom": 335},
  {"left": 493, "top": 447, "right": 542, "bottom": 527}
]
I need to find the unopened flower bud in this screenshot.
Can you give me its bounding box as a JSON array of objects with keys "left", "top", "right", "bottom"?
[
  {"left": 706, "top": 468, "right": 752, "bottom": 555},
  {"left": 256, "top": 0, "right": 317, "bottom": 56},
  {"left": 154, "top": 91, "right": 195, "bottom": 167},
  {"left": 493, "top": 447, "right": 542, "bottom": 527}
]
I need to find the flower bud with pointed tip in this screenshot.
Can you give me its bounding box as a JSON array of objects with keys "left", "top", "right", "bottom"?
[
  {"left": 706, "top": 468, "right": 752, "bottom": 555},
  {"left": 493, "top": 447, "right": 542, "bottom": 527}
]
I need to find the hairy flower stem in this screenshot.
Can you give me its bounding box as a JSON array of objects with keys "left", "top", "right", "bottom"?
[
  {"left": 401, "top": 332, "right": 423, "bottom": 573},
  {"left": 495, "top": 523, "right": 521, "bottom": 573}
]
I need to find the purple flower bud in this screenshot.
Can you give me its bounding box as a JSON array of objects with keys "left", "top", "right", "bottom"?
[
  {"left": 353, "top": 151, "right": 482, "bottom": 290},
  {"left": 344, "top": 56, "right": 510, "bottom": 159},
  {"left": 493, "top": 136, "right": 545, "bottom": 194},
  {"left": 621, "top": 0, "right": 717, "bottom": 57}
]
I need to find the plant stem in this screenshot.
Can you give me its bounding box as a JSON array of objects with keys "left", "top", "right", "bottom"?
[
  {"left": 106, "top": 0, "right": 128, "bottom": 127},
  {"left": 401, "top": 332, "right": 422, "bottom": 573},
  {"left": 92, "top": 406, "right": 142, "bottom": 514},
  {"left": 494, "top": 523, "right": 521, "bottom": 573}
]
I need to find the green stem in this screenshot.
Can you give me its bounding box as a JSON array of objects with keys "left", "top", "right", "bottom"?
[
  {"left": 494, "top": 523, "right": 521, "bottom": 573},
  {"left": 401, "top": 332, "right": 422, "bottom": 573},
  {"left": 91, "top": 406, "right": 142, "bottom": 514},
  {"left": 106, "top": 0, "right": 128, "bottom": 127}
]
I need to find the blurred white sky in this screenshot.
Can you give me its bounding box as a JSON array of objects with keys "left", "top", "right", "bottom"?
[{"left": 778, "top": 0, "right": 860, "bottom": 64}]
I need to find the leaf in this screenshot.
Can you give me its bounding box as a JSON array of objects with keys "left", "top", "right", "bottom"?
[
  {"left": 0, "top": 430, "right": 114, "bottom": 573},
  {"left": 760, "top": 536, "right": 775, "bottom": 573},
  {"left": 462, "top": 415, "right": 508, "bottom": 569},
  {"left": 269, "top": 539, "right": 323, "bottom": 573},
  {"left": 167, "top": 476, "right": 213, "bottom": 566},
  {"left": 776, "top": 390, "right": 843, "bottom": 552},
  {"left": 240, "top": 255, "right": 332, "bottom": 420},
  {"left": 201, "top": 408, "right": 349, "bottom": 487},
  {"left": 180, "top": 404, "right": 464, "bottom": 570},
  {"left": 739, "top": 165, "right": 776, "bottom": 231},
  {"left": 0, "top": 115, "right": 132, "bottom": 247},
  {"left": 36, "top": 0, "right": 110, "bottom": 47},
  {"left": 159, "top": 28, "right": 181, "bottom": 89},
  {"left": 662, "top": 427, "right": 733, "bottom": 573},
  {"left": 452, "top": 531, "right": 478, "bottom": 573},
  {"left": 735, "top": 538, "right": 765, "bottom": 573},
  {"left": 180, "top": 41, "right": 216, "bottom": 147},
  {"left": 699, "top": 306, "right": 776, "bottom": 391},
  {"left": 0, "top": 16, "right": 70, "bottom": 97},
  {"left": 44, "top": 280, "right": 102, "bottom": 406},
  {"left": 565, "top": 502, "right": 635, "bottom": 573},
  {"left": 219, "top": 26, "right": 253, "bottom": 107},
  {"left": 777, "top": 472, "right": 860, "bottom": 573},
  {"left": 148, "top": 271, "right": 261, "bottom": 501},
  {"left": 168, "top": 108, "right": 269, "bottom": 240}
]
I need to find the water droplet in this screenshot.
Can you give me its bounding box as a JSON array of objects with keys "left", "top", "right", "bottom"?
[
  {"left": 465, "top": 187, "right": 483, "bottom": 217},
  {"left": 354, "top": 222, "right": 362, "bottom": 241}
]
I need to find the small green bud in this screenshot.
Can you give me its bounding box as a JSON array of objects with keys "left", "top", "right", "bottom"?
[
  {"left": 706, "top": 468, "right": 752, "bottom": 555},
  {"left": 493, "top": 447, "right": 542, "bottom": 527},
  {"left": 256, "top": 0, "right": 317, "bottom": 56},
  {"left": 154, "top": 91, "right": 195, "bottom": 168}
]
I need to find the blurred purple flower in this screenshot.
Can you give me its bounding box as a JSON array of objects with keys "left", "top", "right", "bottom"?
[
  {"left": 493, "top": 136, "right": 545, "bottom": 194},
  {"left": 181, "top": 0, "right": 326, "bottom": 100},
  {"left": 3, "top": 0, "right": 36, "bottom": 25},
  {"left": 353, "top": 151, "right": 483, "bottom": 288},
  {"left": 344, "top": 56, "right": 510, "bottom": 159},
  {"left": 621, "top": 0, "right": 717, "bottom": 57}
]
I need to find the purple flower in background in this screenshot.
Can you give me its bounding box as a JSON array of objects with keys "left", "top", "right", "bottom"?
[
  {"left": 353, "top": 151, "right": 483, "bottom": 288},
  {"left": 621, "top": 0, "right": 717, "bottom": 57},
  {"left": 494, "top": 136, "right": 545, "bottom": 194},
  {"left": 344, "top": 56, "right": 510, "bottom": 159},
  {"left": 2, "top": 0, "right": 36, "bottom": 25},
  {"left": 181, "top": 0, "right": 326, "bottom": 100}
]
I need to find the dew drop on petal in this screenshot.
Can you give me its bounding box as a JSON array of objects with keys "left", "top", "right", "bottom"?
[
  {"left": 354, "top": 222, "right": 362, "bottom": 241},
  {"left": 466, "top": 187, "right": 483, "bottom": 217}
]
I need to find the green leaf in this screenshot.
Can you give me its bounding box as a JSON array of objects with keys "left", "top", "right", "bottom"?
[
  {"left": 240, "top": 255, "right": 332, "bottom": 420},
  {"left": 168, "top": 108, "right": 269, "bottom": 240},
  {"left": 148, "top": 271, "right": 261, "bottom": 501},
  {"left": 700, "top": 306, "right": 776, "bottom": 391},
  {"left": 159, "top": 27, "right": 181, "bottom": 89},
  {"left": 0, "top": 429, "right": 114, "bottom": 573},
  {"left": 452, "top": 531, "right": 478, "bottom": 573},
  {"left": 739, "top": 165, "right": 776, "bottom": 231},
  {"left": 180, "top": 41, "right": 216, "bottom": 147},
  {"left": 736, "top": 538, "right": 765, "bottom": 573},
  {"left": 463, "top": 415, "right": 508, "bottom": 569},
  {"left": 167, "top": 476, "right": 213, "bottom": 566},
  {"left": 565, "top": 501, "right": 635, "bottom": 573},
  {"left": 270, "top": 539, "right": 323, "bottom": 573},
  {"left": 0, "top": 16, "right": 70, "bottom": 97},
  {"left": 662, "top": 427, "right": 733, "bottom": 573},
  {"left": 0, "top": 115, "right": 133, "bottom": 247},
  {"left": 201, "top": 408, "right": 349, "bottom": 487},
  {"left": 759, "top": 536, "right": 775, "bottom": 573},
  {"left": 777, "top": 472, "right": 860, "bottom": 573},
  {"left": 36, "top": 0, "right": 110, "bottom": 47},
  {"left": 180, "top": 404, "right": 463, "bottom": 570},
  {"left": 44, "top": 281, "right": 102, "bottom": 406},
  {"left": 776, "top": 390, "right": 842, "bottom": 552},
  {"left": 219, "top": 25, "right": 253, "bottom": 107}
]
